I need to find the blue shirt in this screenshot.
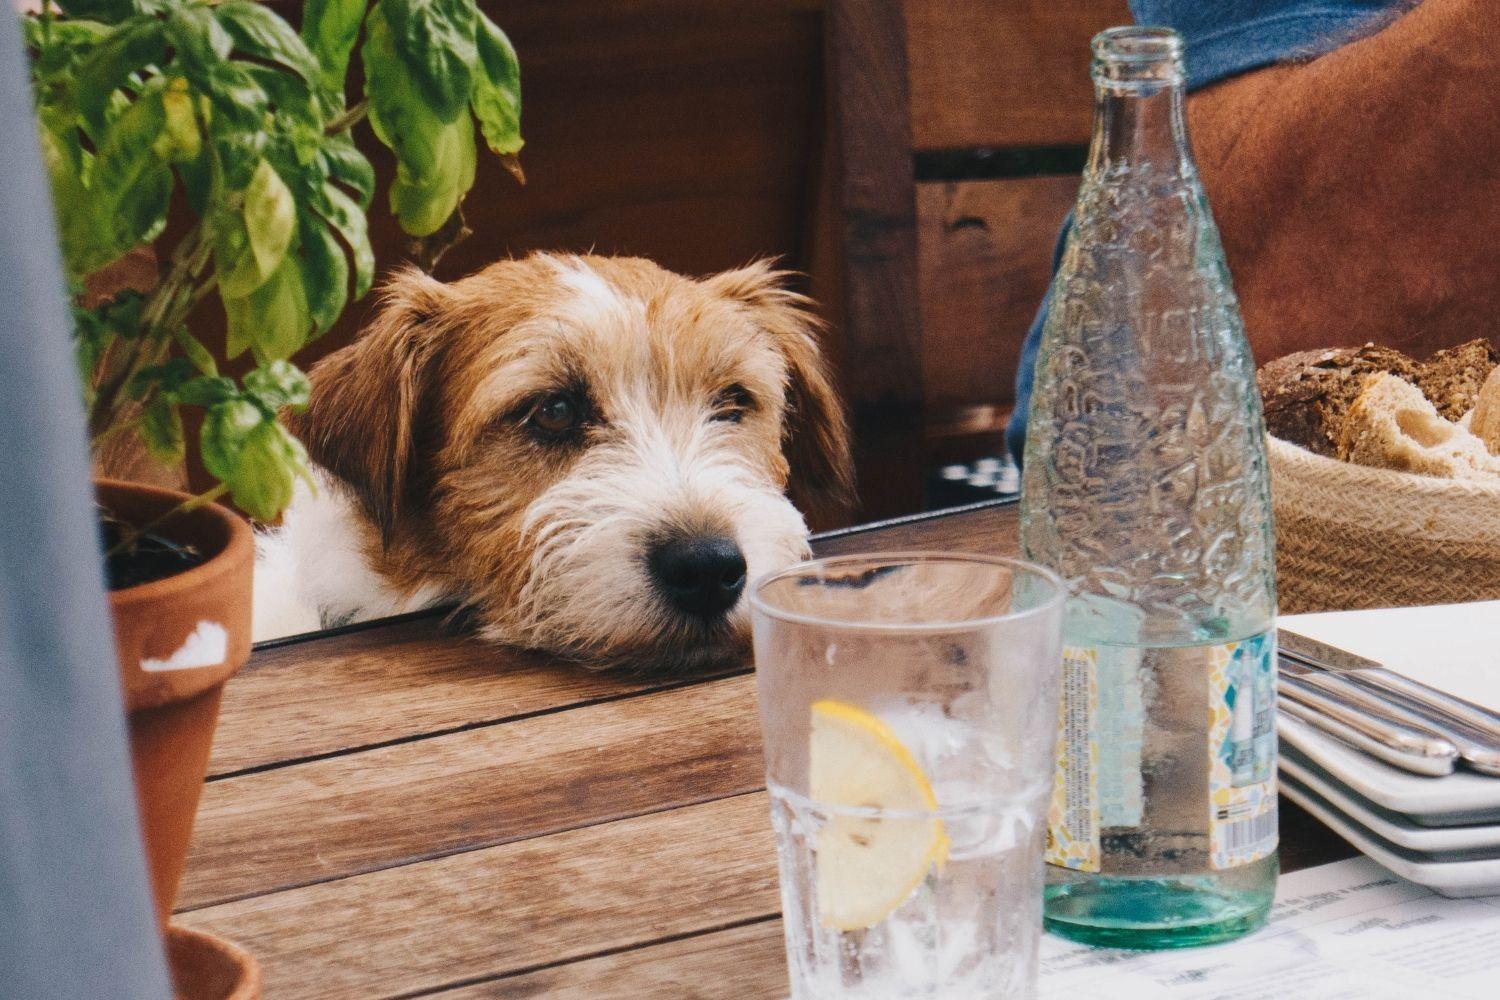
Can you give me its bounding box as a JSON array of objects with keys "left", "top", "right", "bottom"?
[{"left": 1006, "top": 0, "right": 1404, "bottom": 463}]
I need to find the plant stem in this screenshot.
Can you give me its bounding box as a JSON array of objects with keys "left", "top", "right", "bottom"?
[
  {"left": 325, "top": 99, "right": 369, "bottom": 136},
  {"left": 88, "top": 223, "right": 212, "bottom": 441},
  {"left": 104, "top": 483, "right": 229, "bottom": 559}
]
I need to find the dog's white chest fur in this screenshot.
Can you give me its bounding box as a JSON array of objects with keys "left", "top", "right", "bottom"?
[{"left": 252, "top": 471, "right": 446, "bottom": 642}]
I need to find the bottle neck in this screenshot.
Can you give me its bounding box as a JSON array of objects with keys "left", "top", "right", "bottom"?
[{"left": 1086, "top": 79, "right": 1194, "bottom": 178}]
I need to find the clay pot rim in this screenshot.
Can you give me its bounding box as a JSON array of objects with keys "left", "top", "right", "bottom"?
[
  {"left": 97, "top": 478, "right": 254, "bottom": 613},
  {"left": 166, "top": 924, "right": 261, "bottom": 1000}
]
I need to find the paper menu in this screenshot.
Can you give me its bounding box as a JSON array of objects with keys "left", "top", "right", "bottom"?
[
  {"left": 1040, "top": 858, "right": 1500, "bottom": 999},
  {"left": 1280, "top": 601, "right": 1500, "bottom": 711}
]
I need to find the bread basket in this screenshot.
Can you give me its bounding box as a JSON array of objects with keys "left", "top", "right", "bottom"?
[{"left": 1268, "top": 435, "right": 1500, "bottom": 613}]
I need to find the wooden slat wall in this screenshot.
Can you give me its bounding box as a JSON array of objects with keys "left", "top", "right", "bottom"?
[
  {"left": 904, "top": 0, "right": 1131, "bottom": 151},
  {"left": 902, "top": 0, "right": 1128, "bottom": 451},
  {"left": 261, "top": 0, "right": 825, "bottom": 372},
  {"left": 916, "top": 177, "right": 1079, "bottom": 436}
]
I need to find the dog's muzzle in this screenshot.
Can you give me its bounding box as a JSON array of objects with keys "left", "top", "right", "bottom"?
[{"left": 646, "top": 533, "right": 747, "bottom": 622}]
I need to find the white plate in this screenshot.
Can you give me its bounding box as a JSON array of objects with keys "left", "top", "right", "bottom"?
[
  {"left": 1281, "top": 749, "right": 1500, "bottom": 852},
  {"left": 1282, "top": 602, "right": 1500, "bottom": 710},
  {"left": 1280, "top": 772, "right": 1500, "bottom": 898},
  {"left": 1278, "top": 712, "right": 1500, "bottom": 825}
]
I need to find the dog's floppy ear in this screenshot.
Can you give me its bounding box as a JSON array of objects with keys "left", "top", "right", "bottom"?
[
  {"left": 706, "top": 261, "right": 854, "bottom": 524},
  {"left": 292, "top": 267, "right": 451, "bottom": 544}
]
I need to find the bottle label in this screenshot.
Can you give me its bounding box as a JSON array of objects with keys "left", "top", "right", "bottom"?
[
  {"left": 1207, "top": 632, "right": 1279, "bottom": 870},
  {"left": 1045, "top": 646, "right": 1106, "bottom": 873},
  {"left": 1045, "top": 633, "right": 1278, "bottom": 874}
]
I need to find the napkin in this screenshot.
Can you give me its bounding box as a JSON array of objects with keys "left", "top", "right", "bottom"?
[{"left": 1282, "top": 601, "right": 1500, "bottom": 712}]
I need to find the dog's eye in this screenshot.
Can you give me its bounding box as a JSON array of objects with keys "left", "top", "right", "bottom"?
[
  {"left": 529, "top": 393, "right": 584, "bottom": 436},
  {"left": 712, "top": 384, "right": 755, "bottom": 423}
]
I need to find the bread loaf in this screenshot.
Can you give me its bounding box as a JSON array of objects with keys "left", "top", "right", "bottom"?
[
  {"left": 1257, "top": 345, "right": 1417, "bottom": 456},
  {"left": 1337, "top": 373, "right": 1500, "bottom": 482},
  {"left": 1414, "top": 339, "right": 1500, "bottom": 421},
  {"left": 1468, "top": 367, "right": 1500, "bottom": 456}
]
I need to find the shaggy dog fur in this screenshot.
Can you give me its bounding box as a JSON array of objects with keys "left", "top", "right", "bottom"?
[{"left": 253, "top": 253, "right": 851, "bottom": 671}]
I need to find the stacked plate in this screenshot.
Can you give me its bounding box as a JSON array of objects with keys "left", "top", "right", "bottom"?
[{"left": 1278, "top": 603, "right": 1500, "bottom": 898}]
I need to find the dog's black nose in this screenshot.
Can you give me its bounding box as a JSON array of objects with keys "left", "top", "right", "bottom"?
[{"left": 647, "top": 535, "right": 747, "bottom": 620}]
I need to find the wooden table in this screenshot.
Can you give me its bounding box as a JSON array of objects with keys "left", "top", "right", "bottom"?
[{"left": 176, "top": 500, "right": 1354, "bottom": 998}]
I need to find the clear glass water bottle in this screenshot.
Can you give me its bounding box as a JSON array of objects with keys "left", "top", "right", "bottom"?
[{"left": 1019, "top": 26, "right": 1278, "bottom": 949}]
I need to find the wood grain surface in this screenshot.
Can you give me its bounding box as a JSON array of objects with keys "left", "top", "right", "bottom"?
[
  {"left": 433, "top": 920, "right": 788, "bottom": 999},
  {"left": 825, "top": 0, "right": 927, "bottom": 519},
  {"left": 905, "top": 0, "right": 1131, "bottom": 150},
  {"left": 185, "top": 502, "right": 1354, "bottom": 998},
  {"left": 917, "top": 176, "right": 1081, "bottom": 429},
  {"left": 209, "top": 617, "right": 737, "bottom": 778},
  {"left": 179, "top": 793, "right": 780, "bottom": 1000},
  {"left": 182, "top": 674, "right": 761, "bottom": 910}
]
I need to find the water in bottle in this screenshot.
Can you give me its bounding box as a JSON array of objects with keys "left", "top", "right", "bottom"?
[{"left": 1019, "top": 25, "right": 1278, "bottom": 950}]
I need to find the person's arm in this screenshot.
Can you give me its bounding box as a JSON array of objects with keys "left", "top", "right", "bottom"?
[{"left": 1190, "top": 0, "right": 1500, "bottom": 362}]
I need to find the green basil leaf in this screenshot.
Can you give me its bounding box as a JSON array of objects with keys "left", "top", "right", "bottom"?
[
  {"left": 362, "top": 3, "right": 437, "bottom": 173},
  {"left": 91, "top": 88, "right": 173, "bottom": 265},
  {"left": 155, "top": 76, "right": 201, "bottom": 162},
  {"left": 27, "top": 16, "right": 112, "bottom": 78},
  {"left": 200, "top": 397, "right": 262, "bottom": 483},
  {"left": 169, "top": 6, "right": 267, "bottom": 129},
  {"left": 298, "top": 214, "right": 350, "bottom": 336},
  {"left": 215, "top": 1, "right": 320, "bottom": 85},
  {"left": 244, "top": 359, "right": 311, "bottom": 412},
  {"left": 166, "top": 4, "right": 232, "bottom": 65},
  {"left": 217, "top": 158, "right": 295, "bottom": 298},
  {"left": 313, "top": 182, "right": 374, "bottom": 298},
  {"left": 38, "top": 125, "right": 110, "bottom": 278},
  {"left": 470, "top": 11, "right": 522, "bottom": 158},
  {"left": 243, "top": 158, "right": 296, "bottom": 275},
  {"left": 389, "top": 114, "right": 474, "bottom": 237},
  {"left": 75, "top": 17, "right": 165, "bottom": 136},
  {"left": 176, "top": 375, "right": 237, "bottom": 407},
  {"left": 229, "top": 420, "right": 307, "bottom": 520},
  {"left": 377, "top": 0, "right": 476, "bottom": 123},
  {"left": 55, "top": 0, "right": 143, "bottom": 24},
  {"left": 139, "top": 393, "right": 185, "bottom": 466},
  {"left": 127, "top": 357, "right": 196, "bottom": 400},
  {"left": 211, "top": 125, "right": 269, "bottom": 192},
  {"left": 318, "top": 132, "right": 375, "bottom": 206},
  {"left": 242, "top": 63, "right": 322, "bottom": 132},
  {"left": 303, "top": 0, "right": 367, "bottom": 94},
  {"left": 174, "top": 327, "right": 219, "bottom": 376},
  {"left": 223, "top": 253, "right": 311, "bottom": 363}
]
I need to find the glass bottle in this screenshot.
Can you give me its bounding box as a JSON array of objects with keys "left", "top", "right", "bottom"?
[{"left": 1019, "top": 26, "right": 1278, "bottom": 949}]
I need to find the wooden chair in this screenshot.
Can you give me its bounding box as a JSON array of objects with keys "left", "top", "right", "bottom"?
[{"left": 817, "top": 0, "right": 1129, "bottom": 519}]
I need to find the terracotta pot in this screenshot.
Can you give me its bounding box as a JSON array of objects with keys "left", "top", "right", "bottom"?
[
  {"left": 98, "top": 479, "right": 253, "bottom": 930},
  {"left": 166, "top": 925, "right": 261, "bottom": 1000}
]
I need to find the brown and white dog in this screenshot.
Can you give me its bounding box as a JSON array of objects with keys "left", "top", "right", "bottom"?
[{"left": 252, "top": 253, "right": 851, "bottom": 671}]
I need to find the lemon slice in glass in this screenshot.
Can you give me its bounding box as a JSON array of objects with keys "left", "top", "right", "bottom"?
[{"left": 809, "top": 699, "right": 948, "bottom": 931}]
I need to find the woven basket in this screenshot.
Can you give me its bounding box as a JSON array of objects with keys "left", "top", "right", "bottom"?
[{"left": 1268, "top": 435, "right": 1500, "bottom": 613}]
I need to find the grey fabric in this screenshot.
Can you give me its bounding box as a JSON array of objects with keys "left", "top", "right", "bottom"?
[{"left": 0, "top": 9, "right": 171, "bottom": 1000}]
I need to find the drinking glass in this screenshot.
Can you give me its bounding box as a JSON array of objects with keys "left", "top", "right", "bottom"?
[{"left": 750, "top": 553, "right": 1066, "bottom": 1000}]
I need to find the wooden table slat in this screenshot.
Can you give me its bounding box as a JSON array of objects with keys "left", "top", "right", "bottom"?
[
  {"left": 213, "top": 617, "right": 738, "bottom": 777},
  {"left": 179, "top": 793, "right": 780, "bottom": 1000},
  {"left": 182, "top": 674, "right": 762, "bottom": 910},
  {"left": 430, "top": 919, "right": 788, "bottom": 999}
]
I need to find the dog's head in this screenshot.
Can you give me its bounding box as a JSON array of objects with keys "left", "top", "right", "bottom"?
[{"left": 295, "top": 254, "right": 851, "bottom": 670}]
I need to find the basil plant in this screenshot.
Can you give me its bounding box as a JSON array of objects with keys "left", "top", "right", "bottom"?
[{"left": 25, "top": 0, "right": 522, "bottom": 521}]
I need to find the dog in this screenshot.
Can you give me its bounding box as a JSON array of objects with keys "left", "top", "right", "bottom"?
[{"left": 252, "top": 253, "right": 852, "bottom": 671}]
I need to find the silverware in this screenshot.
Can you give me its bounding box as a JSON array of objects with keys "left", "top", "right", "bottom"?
[
  {"left": 1278, "top": 667, "right": 1458, "bottom": 776},
  {"left": 1279, "top": 629, "right": 1500, "bottom": 777}
]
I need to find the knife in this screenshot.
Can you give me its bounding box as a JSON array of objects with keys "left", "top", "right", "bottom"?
[
  {"left": 1279, "top": 629, "right": 1500, "bottom": 777},
  {"left": 1277, "top": 668, "right": 1458, "bottom": 776}
]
